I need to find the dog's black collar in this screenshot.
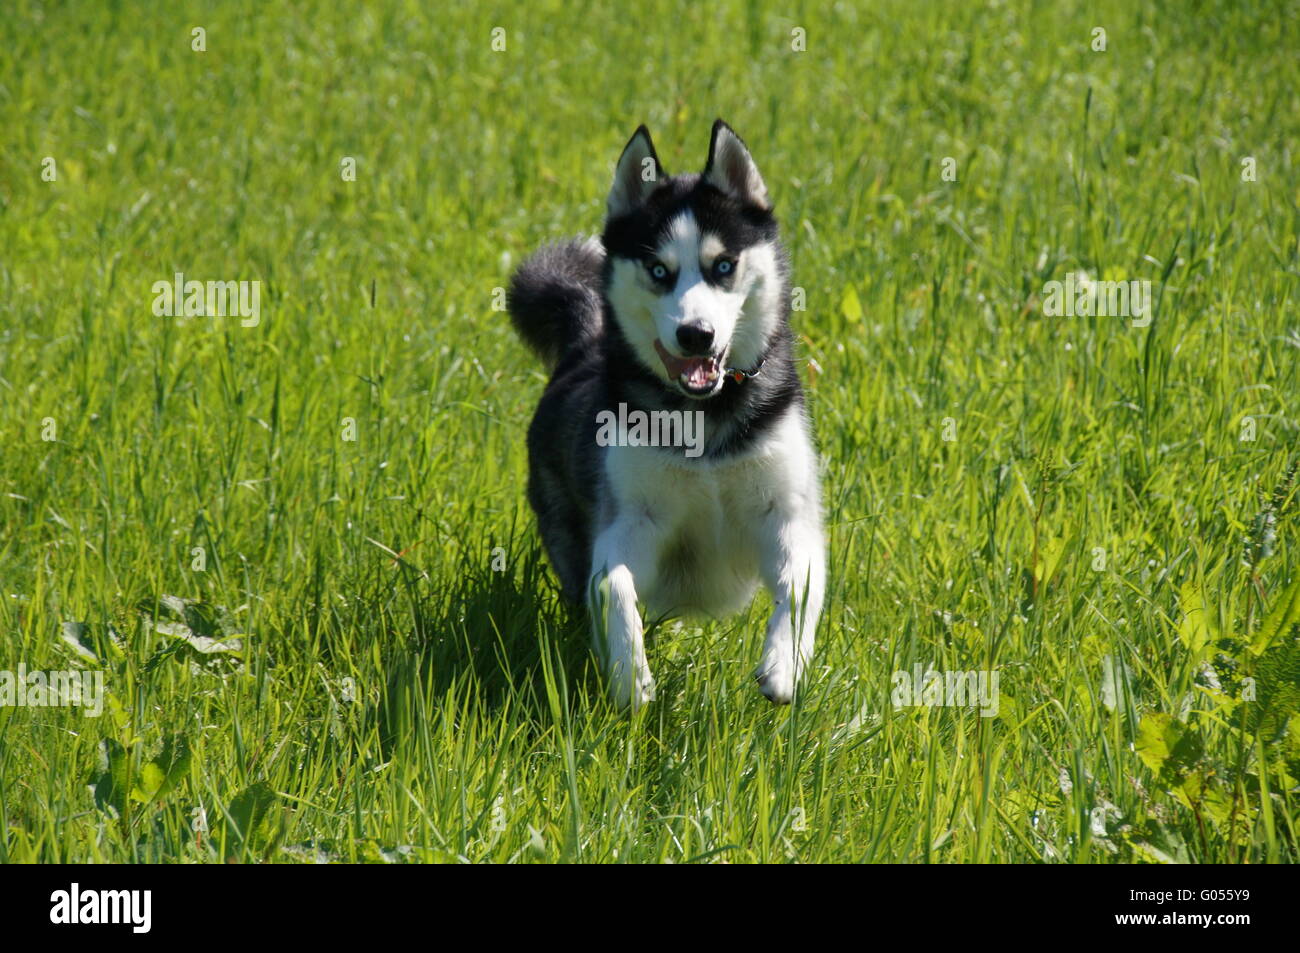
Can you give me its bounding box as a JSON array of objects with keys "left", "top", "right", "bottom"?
[{"left": 724, "top": 357, "right": 766, "bottom": 384}]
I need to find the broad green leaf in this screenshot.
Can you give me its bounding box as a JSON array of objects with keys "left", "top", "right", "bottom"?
[
  {"left": 1176, "top": 582, "right": 1212, "bottom": 655},
  {"left": 131, "top": 734, "right": 191, "bottom": 803},
  {"left": 1251, "top": 574, "right": 1300, "bottom": 655},
  {"left": 1135, "top": 713, "right": 1182, "bottom": 773},
  {"left": 91, "top": 738, "right": 131, "bottom": 818},
  {"left": 226, "top": 781, "right": 278, "bottom": 852},
  {"left": 59, "top": 621, "right": 99, "bottom": 662},
  {"left": 1034, "top": 533, "right": 1072, "bottom": 588},
  {"left": 1100, "top": 654, "right": 1134, "bottom": 717},
  {"left": 840, "top": 284, "right": 863, "bottom": 323},
  {"left": 132, "top": 763, "right": 166, "bottom": 803}
]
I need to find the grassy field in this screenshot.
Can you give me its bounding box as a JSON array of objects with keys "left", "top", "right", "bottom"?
[{"left": 1, "top": 0, "right": 1298, "bottom": 864}]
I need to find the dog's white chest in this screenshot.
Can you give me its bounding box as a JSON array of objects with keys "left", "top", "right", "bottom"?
[{"left": 600, "top": 410, "right": 816, "bottom": 616}]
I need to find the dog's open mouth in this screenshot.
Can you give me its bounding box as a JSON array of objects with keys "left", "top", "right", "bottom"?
[{"left": 653, "top": 340, "right": 722, "bottom": 396}]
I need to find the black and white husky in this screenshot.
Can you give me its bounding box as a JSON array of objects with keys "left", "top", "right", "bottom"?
[{"left": 508, "top": 120, "right": 825, "bottom": 711}]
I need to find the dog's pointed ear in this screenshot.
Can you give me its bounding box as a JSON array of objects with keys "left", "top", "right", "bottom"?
[
  {"left": 608, "top": 125, "right": 665, "bottom": 218},
  {"left": 703, "top": 119, "right": 770, "bottom": 211}
]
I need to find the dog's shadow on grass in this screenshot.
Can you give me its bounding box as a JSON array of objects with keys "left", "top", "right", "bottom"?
[{"left": 375, "top": 547, "right": 597, "bottom": 750}]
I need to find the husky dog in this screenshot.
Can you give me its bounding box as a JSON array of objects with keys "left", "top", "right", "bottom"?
[{"left": 507, "top": 120, "right": 825, "bottom": 711}]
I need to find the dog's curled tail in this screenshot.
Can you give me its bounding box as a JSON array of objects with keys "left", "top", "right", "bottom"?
[{"left": 507, "top": 237, "right": 605, "bottom": 370}]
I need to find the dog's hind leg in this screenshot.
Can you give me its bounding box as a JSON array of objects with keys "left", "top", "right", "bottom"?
[
  {"left": 535, "top": 504, "right": 590, "bottom": 604},
  {"left": 528, "top": 459, "right": 592, "bottom": 603},
  {"left": 588, "top": 513, "right": 662, "bottom": 711}
]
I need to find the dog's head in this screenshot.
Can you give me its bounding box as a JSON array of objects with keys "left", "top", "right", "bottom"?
[{"left": 602, "top": 120, "right": 785, "bottom": 400}]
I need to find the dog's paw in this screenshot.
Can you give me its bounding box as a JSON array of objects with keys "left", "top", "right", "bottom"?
[
  {"left": 754, "top": 656, "right": 796, "bottom": 705},
  {"left": 608, "top": 666, "right": 656, "bottom": 713}
]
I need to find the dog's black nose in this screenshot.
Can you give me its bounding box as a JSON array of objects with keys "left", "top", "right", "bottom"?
[{"left": 676, "top": 322, "right": 714, "bottom": 356}]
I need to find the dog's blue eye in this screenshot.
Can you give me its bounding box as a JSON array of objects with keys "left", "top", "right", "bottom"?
[
  {"left": 715, "top": 258, "right": 734, "bottom": 276},
  {"left": 647, "top": 262, "right": 668, "bottom": 280}
]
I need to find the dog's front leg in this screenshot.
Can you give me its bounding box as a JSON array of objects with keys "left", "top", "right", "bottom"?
[
  {"left": 755, "top": 507, "right": 826, "bottom": 704},
  {"left": 589, "top": 515, "right": 660, "bottom": 712}
]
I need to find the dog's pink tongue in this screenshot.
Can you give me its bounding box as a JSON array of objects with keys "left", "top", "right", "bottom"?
[
  {"left": 655, "top": 340, "right": 716, "bottom": 389},
  {"left": 683, "top": 358, "right": 712, "bottom": 389}
]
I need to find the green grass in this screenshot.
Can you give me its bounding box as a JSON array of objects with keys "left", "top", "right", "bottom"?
[{"left": 1, "top": 0, "right": 1298, "bottom": 863}]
